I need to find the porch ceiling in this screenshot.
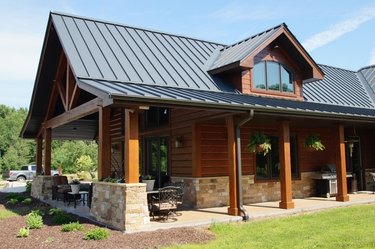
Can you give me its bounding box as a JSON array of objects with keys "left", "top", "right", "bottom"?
[{"left": 77, "top": 78, "right": 375, "bottom": 122}]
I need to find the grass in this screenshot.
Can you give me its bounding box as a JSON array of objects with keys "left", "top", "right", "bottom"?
[
  {"left": 0, "top": 208, "right": 19, "bottom": 220},
  {"left": 167, "top": 204, "right": 375, "bottom": 249}
]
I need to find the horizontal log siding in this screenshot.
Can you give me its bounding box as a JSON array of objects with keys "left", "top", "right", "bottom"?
[
  {"left": 200, "top": 122, "right": 228, "bottom": 176},
  {"left": 170, "top": 109, "right": 213, "bottom": 177},
  {"left": 109, "top": 108, "right": 124, "bottom": 177}
]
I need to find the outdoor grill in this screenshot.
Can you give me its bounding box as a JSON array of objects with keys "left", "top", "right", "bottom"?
[{"left": 311, "top": 164, "right": 353, "bottom": 198}]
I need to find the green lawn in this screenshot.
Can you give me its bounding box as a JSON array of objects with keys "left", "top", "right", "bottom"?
[
  {"left": 0, "top": 208, "right": 19, "bottom": 220},
  {"left": 167, "top": 204, "right": 375, "bottom": 249}
]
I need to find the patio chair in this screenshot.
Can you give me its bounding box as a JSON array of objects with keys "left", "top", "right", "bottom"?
[
  {"left": 168, "top": 181, "right": 185, "bottom": 206},
  {"left": 52, "top": 175, "right": 71, "bottom": 202},
  {"left": 150, "top": 186, "right": 179, "bottom": 221},
  {"left": 370, "top": 173, "right": 375, "bottom": 193}
]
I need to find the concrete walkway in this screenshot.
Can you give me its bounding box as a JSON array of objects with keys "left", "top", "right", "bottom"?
[
  {"left": 0, "top": 181, "right": 27, "bottom": 193},
  {"left": 42, "top": 192, "right": 375, "bottom": 232}
]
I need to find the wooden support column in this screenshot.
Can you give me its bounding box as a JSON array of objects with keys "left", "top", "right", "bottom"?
[
  {"left": 44, "top": 128, "right": 52, "bottom": 176},
  {"left": 98, "top": 107, "right": 111, "bottom": 180},
  {"left": 192, "top": 122, "right": 202, "bottom": 177},
  {"left": 36, "top": 136, "right": 43, "bottom": 175},
  {"left": 125, "top": 109, "right": 139, "bottom": 183},
  {"left": 226, "top": 116, "right": 238, "bottom": 216},
  {"left": 335, "top": 124, "right": 350, "bottom": 202},
  {"left": 278, "top": 121, "right": 294, "bottom": 209}
]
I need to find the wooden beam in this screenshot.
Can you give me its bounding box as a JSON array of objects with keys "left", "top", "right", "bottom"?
[
  {"left": 278, "top": 120, "right": 294, "bottom": 209},
  {"left": 69, "top": 83, "right": 80, "bottom": 110},
  {"left": 335, "top": 124, "right": 350, "bottom": 202},
  {"left": 44, "top": 128, "right": 52, "bottom": 176},
  {"left": 55, "top": 80, "right": 67, "bottom": 111},
  {"left": 125, "top": 109, "right": 139, "bottom": 183},
  {"left": 44, "top": 98, "right": 102, "bottom": 129},
  {"left": 44, "top": 83, "right": 59, "bottom": 122},
  {"left": 36, "top": 136, "right": 43, "bottom": 175},
  {"left": 98, "top": 106, "right": 111, "bottom": 180},
  {"left": 226, "top": 116, "right": 238, "bottom": 216},
  {"left": 66, "top": 65, "right": 75, "bottom": 110},
  {"left": 192, "top": 122, "right": 202, "bottom": 177}
]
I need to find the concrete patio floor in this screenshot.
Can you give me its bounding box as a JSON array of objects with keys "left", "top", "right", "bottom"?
[{"left": 43, "top": 191, "right": 375, "bottom": 233}]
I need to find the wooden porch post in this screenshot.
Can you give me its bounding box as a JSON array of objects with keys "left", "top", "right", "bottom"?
[
  {"left": 278, "top": 121, "right": 294, "bottom": 209},
  {"left": 335, "top": 124, "right": 350, "bottom": 202},
  {"left": 98, "top": 106, "right": 111, "bottom": 180},
  {"left": 125, "top": 109, "right": 139, "bottom": 183},
  {"left": 44, "top": 128, "right": 52, "bottom": 176},
  {"left": 36, "top": 136, "right": 43, "bottom": 175},
  {"left": 226, "top": 116, "right": 238, "bottom": 216}
]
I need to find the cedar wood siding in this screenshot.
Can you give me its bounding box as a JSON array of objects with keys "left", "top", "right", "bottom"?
[{"left": 110, "top": 108, "right": 124, "bottom": 176}]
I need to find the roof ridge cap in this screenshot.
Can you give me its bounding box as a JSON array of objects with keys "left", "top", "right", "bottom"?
[
  {"left": 220, "top": 23, "right": 286, "bottom": 51},
  {"left": 318, "top": 63, "right": 356, "bottom": 73},
  {"left": 50, "top": 11, "right": 226, "bottom": 46},
  {"left": 357, "top": 64, "right": 375, "bottom": 72}
]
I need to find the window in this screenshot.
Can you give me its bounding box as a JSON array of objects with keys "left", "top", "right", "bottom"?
[
  {"left": 253, "top": 61, "right": 294, "bottom": 93},
  {"left": 256, "top": 135, "right": 298, "bottom": 180},
  {"left": 145, "top": 107, "right": 169, "bottom": 129}
]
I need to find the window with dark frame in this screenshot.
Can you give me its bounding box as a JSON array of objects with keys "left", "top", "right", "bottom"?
[
  {"left": 145, "top": 107, "right": 170, "bottom": 129},
  {"left": 256, "top": 135, "right": 299, "bottom": 180},
  {"left": 253, "top": 61, "right": 294, "bottom": 93}
]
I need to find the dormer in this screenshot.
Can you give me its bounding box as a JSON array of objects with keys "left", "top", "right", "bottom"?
[{"left": 208, "top": 24, "right": 324, "bottom": 101}]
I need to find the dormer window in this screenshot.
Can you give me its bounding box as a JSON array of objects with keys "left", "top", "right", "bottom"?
[{"left": 253, "top": 61, "right": 294, "bottom": 93}]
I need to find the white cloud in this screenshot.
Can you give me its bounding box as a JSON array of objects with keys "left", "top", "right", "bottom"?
[
  {"left": 370, "top": 48, "right": 375, "bottom": 65},
  {"left": 303, "top": 6, "right": 375, "bottom": 52}
]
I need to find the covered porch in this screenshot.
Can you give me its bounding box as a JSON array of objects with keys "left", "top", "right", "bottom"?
[{"left": 41, "top": 192, "right": 375, "bottom": 232}]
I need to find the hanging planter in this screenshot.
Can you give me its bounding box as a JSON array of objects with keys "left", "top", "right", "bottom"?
[
  {"left": 304, "top": 134, "right": 325, "bottom": 151},
  {"left": 247, "top": 132, "right": 271, "bottom": 156}
]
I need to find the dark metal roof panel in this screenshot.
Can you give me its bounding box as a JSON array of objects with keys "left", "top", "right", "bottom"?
[
  {"left": 78, "top": 79, "right": 375, "bottom": 119},
  {"left": 303, "top": 65, "right": 375, "bottom": 108},
  {"left": 359, "top": 65, "right": 375, "bottom": 92},
  {"left": 208, "top": 24, "right": 283, "bottom": 71},
  {"left": 51, "top": 12, "right": 228, "bottom": 92}
]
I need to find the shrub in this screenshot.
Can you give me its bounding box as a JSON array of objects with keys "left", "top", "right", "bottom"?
[
  {"left": 26, "top": 212, "right": 43, "bottom": 229},
  {"left": 52, "top": 212, "right": 73, "bottom": 225},
  {"left": 26, "top": 181, "right": 32, "bottom": 193},
  {"left": 30, "top": 209, "right": 44, "bottom": 216},
  {"left": 6, "top": 193, "right": 19, "bottom": 200},
  {"left": 16, "top": 195, "right": 26, "bottom": 202},
  {"left": 17, "top": 227, "right": 29, "bottom": 238},
  {"left": 48, "top": 208, "right": 63, "bottom": 216},
  {"left": 22, "top": 198, "right": 32, "bottom": 205},
  {"left": 7, "top": 198, "right": 18, "bottom": 205},
  {"left": 83, "top": 228, "right": 109, "bottom": 240},
  {"left": 61, "top": 222, "right": 84, "bottom": 232}
]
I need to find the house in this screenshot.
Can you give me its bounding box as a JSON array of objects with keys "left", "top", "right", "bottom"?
[{"left": 21, "top": 12, "right": 375, "bottom": 231}]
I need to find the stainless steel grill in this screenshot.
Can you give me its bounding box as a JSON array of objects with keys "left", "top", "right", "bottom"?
[{"left": 311, "top": 164, "right": 353, "bottom": 198}]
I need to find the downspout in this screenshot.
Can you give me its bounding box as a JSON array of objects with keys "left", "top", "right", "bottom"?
[{"left": 236, "top": 109, "right": 254, "bottom": 221}]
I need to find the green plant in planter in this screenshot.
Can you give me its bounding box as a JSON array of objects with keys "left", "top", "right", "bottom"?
[
  {"left": 142, "top": 175, "right": 154, "bottom": 180},
  {"left": 305, "top": 134, "right": 325, "bottom": 151},
  {"left": 247, "top": 132, "right": 272, "bottom": 156},
  {"left": 70, "top": 179, "right": 80, "bottom": 185}
]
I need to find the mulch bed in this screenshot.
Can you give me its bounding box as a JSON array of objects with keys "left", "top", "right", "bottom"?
[{"left": 0, "top": 192, "right": 214, "bottom": 249}]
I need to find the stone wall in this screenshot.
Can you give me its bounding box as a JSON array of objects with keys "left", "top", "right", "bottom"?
[
  {"left": 30, "top": 176, "right": 53, "bottom": 200},
  {"left": 90, "top": 182, "right": 150, "bottom": 232},
  {"left": 173, "top": 172, "right": 317, "bottom": 208}
]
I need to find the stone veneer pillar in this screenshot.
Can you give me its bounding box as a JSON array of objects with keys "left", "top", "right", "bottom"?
[
  {"left": 30, "top": 175, "right": 53, "bottom": 200},
  {"left": 90, "top": 182, "right": 150, "bottom": 232}
]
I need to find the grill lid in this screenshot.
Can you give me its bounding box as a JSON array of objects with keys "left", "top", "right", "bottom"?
[{"left": 321, "top": 164, "right": 336, "bottom": 173}]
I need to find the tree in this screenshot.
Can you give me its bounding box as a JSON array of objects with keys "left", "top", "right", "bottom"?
[{"left": 0, "top": 105, "right": 35, "bottom": 173}]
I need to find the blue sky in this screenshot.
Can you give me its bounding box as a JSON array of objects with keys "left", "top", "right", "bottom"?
[{"left": 1, "top": 0, "right": 375, "bottom": 108}]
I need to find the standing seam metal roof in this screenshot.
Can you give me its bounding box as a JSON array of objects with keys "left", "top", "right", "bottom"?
[
  {"left": 51, "top": 12, "right": 235, "bottom": 93},
  {"left": 50, "top": 12, "right": 375, "bottom": 120}
]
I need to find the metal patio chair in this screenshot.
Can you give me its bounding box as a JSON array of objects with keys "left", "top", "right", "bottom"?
[
  {"left": 370, "top": 173, "right": 375, "bottom": 193},
  {"left": 150, "top": 186, "right": 179, "bottom": 221}
]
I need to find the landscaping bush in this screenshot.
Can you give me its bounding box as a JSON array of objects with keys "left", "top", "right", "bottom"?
[
  {"left": 30, "top": 209, "right": 44, "bottom": 216},
  {"left": 17, "top": 227, "right": 29, "bottom": 238},
  {"left": 61, "top": 222, "right": 84, "bottom": 232},
  {"left": 52, "top": 212, "right": 73, "bottom": 225},
  {"left": 22, "top": 198, "right": 32, "bottom": 205},
  {"left": 83, "top": 228, "right": 109, "bottom": 240},
  {"left": 7, "top": 198, "right": 18, "bottom": 205},
  {"left": 26, "top": 212, "right": 43, "bottom": 229},
  {"left": 26, "top": 181, "right": 32, "bottom": 193},
  {"left": 6, "top": 193, "right": 19, "bottom": 200},
  {"left": 48, "top": 208, "right": 63, "bottom": 216}
]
